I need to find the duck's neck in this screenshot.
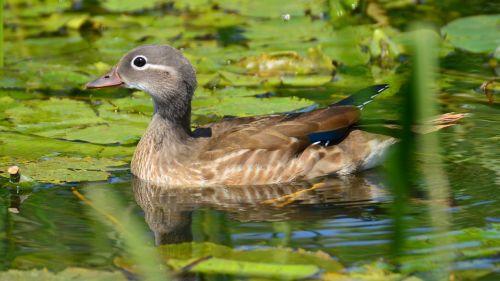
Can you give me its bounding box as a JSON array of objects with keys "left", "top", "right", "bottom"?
[
  {"left": 131, "top": 113, "right": 192, "bottom": 180},
  {"left": 131, "top": 92, "right": 193, "bottom": 180},
  {"left": 152, "top": 92, "right": 192, "bottom": 136}
]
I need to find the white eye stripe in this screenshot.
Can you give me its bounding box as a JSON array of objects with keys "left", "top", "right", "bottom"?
[
  {"left": 130, "top": 57, "right": 174, "bottom": 73},
  {"left": 144, "top": 64, "right": 175, "bottom": 72}
]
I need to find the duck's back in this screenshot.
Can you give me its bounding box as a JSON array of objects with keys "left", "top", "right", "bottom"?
[{"left": 188, "top": 105, "right": 395, "bottom": 186}]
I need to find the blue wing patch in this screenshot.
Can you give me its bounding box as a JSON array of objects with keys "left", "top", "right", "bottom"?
[
  {"left": 308, "top": 127, "right": 350, "bottom": 146},
  {"left": 307, "top": 84, "right": 390, "bottom": 146}
]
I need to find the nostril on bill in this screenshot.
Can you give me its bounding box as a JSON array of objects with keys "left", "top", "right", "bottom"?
[{"left": 104, "top": 75, "right": 110, "bottom": 79}]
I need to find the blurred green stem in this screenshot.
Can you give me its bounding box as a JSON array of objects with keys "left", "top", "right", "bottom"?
[
  {"left": 82, "top": 187, "right": 170, "bottom": 281},
  {"left": 412, "top": 25, "right": 452, "bottom": 280},
  {"left": 0, "top": 0, "right": 4, "bottom": 67}
]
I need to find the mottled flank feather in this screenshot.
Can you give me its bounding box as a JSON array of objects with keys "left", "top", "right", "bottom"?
[{"left": 131, "top": 105, "right": 395, "bottom": 186}]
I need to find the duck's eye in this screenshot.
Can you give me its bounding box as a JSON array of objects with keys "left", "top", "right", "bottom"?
[{"left": 132, "top": 56, "right": 147, "bottom": 69}]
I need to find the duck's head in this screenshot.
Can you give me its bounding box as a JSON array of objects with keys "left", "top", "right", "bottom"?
[{"left": 86, "top": 45, "right": 197, "bottom": 121}]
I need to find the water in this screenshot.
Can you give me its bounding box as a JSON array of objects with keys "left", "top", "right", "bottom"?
[
  {"left": 2, "top": 92, "right": 498, "bottom": 275},
  {"left": 1, "top": 0, "right": 499, "bottom": 279}
]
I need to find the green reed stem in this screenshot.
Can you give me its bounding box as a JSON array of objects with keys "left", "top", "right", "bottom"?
[
  {"left": 0, "top": 0, "right": 4, "bottom": 67},
  {"left": 84, "top": 186, "right": 170, "bottom": 281},
  {"left": 411, "top": 25, "right": 452, "bottom": 281}
]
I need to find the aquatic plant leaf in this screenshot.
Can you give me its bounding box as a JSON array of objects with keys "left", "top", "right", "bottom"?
[
  {"left": 168, "top": 257, "right": 320, "bottom": 279},
  {"left": 0, "top": 268, "right": 127, "bottom": 281},
  {"left": 102, "top": 0, "right": 162, "bottom": 12},
  {"left": 38, "top": 123, "right": 144, "bottom": 145},
  {"left": 328, "top": 0, "right": 360, "bottom": 20},
  {"left": 0, "top": 132, "right": 133, "bottom": 160},
  {"left": 238, "top": 47, "right": 335, "bottom": 77},
  {"left": 151, "top": 242, "right": 344, "bottom": 278},
  {"left": 329, "top": 28, "right": 373, "bottom": 65},
  {"left": 192, "top": 96, "right": 314, "bottom": 117},
  {"left": 0, "top": 156, "right": 127, "bottom": 183},
  {"left": 441, "top": 15, "right": 500, "bottom": 55},
  {"left": 38, "top": 13, "right": 90, "bottom": 32},
  {"left": 394, "top": 29, "right": 454, "bottom": 58},
  {"left": 211, "top": 0, "right": 325, "bottom": 18},
  {"left": 0, "top": 131, "right": 132, "bottom": 183},
  {"left": 159, "top": 242, "right": 344, "bottom": 271},
  {"left": 4, "top": 0, "right": 71, "bottom": 18},
  {"left": 4, "top": 98, "right": 148, "bottom": 144},
  {"left": 189, "top": 12, "right": 247, "bottom": 28},
  {"left": 216, "top": 71, "right": 281, "bottom": 87},
  {"left": 280, "top": 75, "right": 333, "bottom": 87}
]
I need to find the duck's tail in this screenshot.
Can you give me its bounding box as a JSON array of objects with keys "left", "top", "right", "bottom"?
[
  {"left": 306, "top": 84, "right": 390, "bottom": 145},
  {"left": 332, "top": 84, "right": 389, "bottom": 109}
]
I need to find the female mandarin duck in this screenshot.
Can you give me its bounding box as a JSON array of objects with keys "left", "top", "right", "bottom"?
[{"left": 86, "top": 45, "right": 395, "bottom": 186}]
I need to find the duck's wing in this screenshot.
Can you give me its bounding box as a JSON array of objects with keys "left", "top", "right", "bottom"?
[{"left": 198, "top": 105, "right": 360, "bottom": 160}]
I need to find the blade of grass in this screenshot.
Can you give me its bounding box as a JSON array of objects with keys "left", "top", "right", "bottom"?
[
  {"left": 411, "top": 25, "right": 453, "bottom": 280},
  {"left": 0, "top": 0, "right": 4, "bottom": 67},
  {"left": 76, "top": 186, "right": 170, "bottom": 281}
]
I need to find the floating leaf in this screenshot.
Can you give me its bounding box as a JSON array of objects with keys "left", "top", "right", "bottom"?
[
  {"left": 0, "top": 268, "right": 127, "bottom": 281},
  {"left": 168, "top": 257, "right": 320, "bottom": 279},
  {"left": 192, "top": 96, "right": 314, "bottom": 117},
  {"left": 115, "top": 242, "right": 343, "bottom": 279},
  {"left": 238, "top": 47, "right": 335, "bottom": 77},
  {"left": 211, "top": 0, "right": 325, "bottom": 18},
  {"left": 4, "top": 98, "right": 148, "bottom": 144},
  {"left": 441, "top": 15, "right": 500, "bottom": 56},
  {"left": 10, "top": 156, "right": 127, "bottom": 183},
  {"left": 102, "top": 0, "right": 162, "bottom": 12}
]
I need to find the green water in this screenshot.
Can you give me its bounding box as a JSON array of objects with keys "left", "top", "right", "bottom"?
[{"left": 0, "top": 0, "right": 499, "bottom": 280}]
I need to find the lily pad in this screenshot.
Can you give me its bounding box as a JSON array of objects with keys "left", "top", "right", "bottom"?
[
  {"left": 0, "top": 268, "right": 127, "bottom": 281},
  {"left": 102, "top": 0, "right": 163, "bottom": 12},
  {"left": 441, "top": 15, "right": 500, "bottom": 56},
  {"left": 11, "top": 156, "right": 127, "bottom": 183},
  {"left": 192, "top": 96, "right": 314, "bottom": 117},
  {"left": 4, "top": 98, "right": 148, "bottom": 145},
  {"left": 0, "top": 131, "right": 133, "bottom": 183},
  {"left": 238, "top": 47, "right": 335, "bottom": 77},
  {"left": 0, "top": 151, "right": 128, "bottom": 183},
  {"left": 115, "top": 242, "right": 343, "bottom": 279}
]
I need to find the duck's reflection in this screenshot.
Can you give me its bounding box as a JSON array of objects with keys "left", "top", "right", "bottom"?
[{"left": 132, "top": 171, "right": 389, "bottom": 246}]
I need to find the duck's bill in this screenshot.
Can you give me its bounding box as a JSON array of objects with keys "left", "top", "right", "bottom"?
[{"left": 85, "top": 67, "right": 124, "bottom": 89}]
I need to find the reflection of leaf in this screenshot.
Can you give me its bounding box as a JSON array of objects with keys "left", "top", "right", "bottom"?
[
  {"left": 0, "top": 268, "right": 127, "bottom": 281},
  {"left": 400, "top": 223, "right": 500, "bottom": 273},
  {"left": 441, "top": 15, "right": 500, "bottom": 56}
]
